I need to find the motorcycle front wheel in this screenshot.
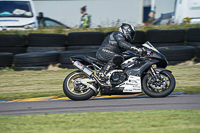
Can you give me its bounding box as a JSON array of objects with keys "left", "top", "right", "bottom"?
[
  {"left": 63, "top": 71, "right": 95, "bottom": 101},
  {"left": 142, "top": 70, "right": 176, "bottom": 98}
]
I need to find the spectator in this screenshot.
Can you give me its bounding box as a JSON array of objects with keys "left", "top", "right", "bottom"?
[
  {"left": 148, "top": 10, "right": 155, "bottom": 24},
  {"left": 80, "top": 6, "right": 91, "bottom": 28}
]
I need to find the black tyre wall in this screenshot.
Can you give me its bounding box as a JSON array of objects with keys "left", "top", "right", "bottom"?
[
  {"left": 196, "top": 46, "right": 200, "bottom": 58},
  {"left": 0, "top": 47, "right": 26, "bottom": 54},
  {"left": 14, "top": 51, "right": 59, "bottom": 67},
  {"left": 133, "top": 31, "right": 145, "bottom": 43},
  {"left": 59, "top": 50, "right": 97, "bottom": 64},
  {"left": 66, "top": 46, "right": 99, "bottom": 51},
  {"left": 59, "top": 50, "right": 96, "bottom": 69},
  {"left": 146, "top": 29, "right": 186, "bottom": 43},
  {"left": 0, "top": 52, "right": 14, "bottom": 67},
  {"left": 187, "top": 28, "right": 200, "bottom": 42},
  {"left": 28, "top": 33, "right": 67, "bottom": 47},
  {"left": 105, "top": 31, "right": 114, "bottom": 36},
  {"left": 68, "top": 32, "right": 105, "bottom": 45},
  {"left": 186, "top": 42, "right": 200, "bottom": 47},
  {"left": 150, "top": 42, "right": 184, "bottom": 47},
  {"left": 0, "top": 34, "right": 26, "bottom": 47},
  {"left": 27, "top": 47, "right": 66, "bottom": 52},
  {"left": 157, "top": 46, "right": 195, "bottom": 61}
]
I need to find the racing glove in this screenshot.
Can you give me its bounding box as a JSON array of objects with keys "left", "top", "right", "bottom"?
[
  {"left": 130, "top": 47, "right": 142, "bottom": 54},
  {"left": 130, "top": 47, "right": 147, "bottom": 55}
]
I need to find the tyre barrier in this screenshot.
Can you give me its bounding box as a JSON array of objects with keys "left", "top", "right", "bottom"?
[
  {"left": 0, "top": 52, "right": 14, "bottom": 68},
  {"left": 28, "top": 33, "right": 67, "bottom": 47},
  {"left": 66, "top": 45, "right": 100, "bottom": 51},
  {"left": 146, "top": 29, "right": 186, "bottom": 47},
  {"left": 0, "top": 34, "right": 27, "bottom": 54},
  {"left": 59, "top": 50, "right": 97, "bottom": 68},
  {"left": 186, "top": 42, "right": 200, "bottom": 47},
  {"left": 68, "top": 32, "right": 104, "bottom": 45},
  {"left": 27, "top": 33, "right": 67, "bottom": 53},
  {"left": 187, "top": 28, "right": 200, "bottom": 42},
  {"left": 0, "top": 34, "right": 26, "bottom": 47},
  {"left": 0, "top": 29, "right": 199, "bottom": 70},
  {"left": 157, "top": 46, "right": 195, "bottom": 65},
  {"left": 186, "top": 28, "right": 200, "bottom": 47},
  {"left": 195, "top": 46, "right": 200, "bottom": 62},
  {"left": 105, "top": 31, "right": 114, "bottom": 36},
  {"left": 13, "top": 51, "right": 59, "bottom": 71},
  {"left": 27, "top": 47, "right": 66, "bottom": 53},
  {"left": 66, "top": 32, "right": 104, "bottom": 51},
  {"left": 132, "top": 31, "right": 146, "bottom": 47},
  {"left": 151, "top": 42, "right": 184, "bottom": 47},
  {"left": 0, "top": 47, "right": 26, "bottom": 55}
]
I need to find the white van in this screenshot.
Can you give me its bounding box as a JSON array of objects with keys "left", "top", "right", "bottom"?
[
  {"left": 174, "top": 0, "right": 200, "bottom": 24},
  {"left": 0, "top": 0, "right": 38, "bottom": 30}
]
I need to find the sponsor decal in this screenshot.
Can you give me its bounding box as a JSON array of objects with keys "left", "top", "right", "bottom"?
[{"left": 78, "top": 62, "right": 82, "bottom": 66}]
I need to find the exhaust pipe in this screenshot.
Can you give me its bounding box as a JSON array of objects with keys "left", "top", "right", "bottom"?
[
  {"left": 73, "top": 61, "right": 94, "bottom": 76},
  {"left": 73, "top": 61, "right": 111, "bottom": 87}
]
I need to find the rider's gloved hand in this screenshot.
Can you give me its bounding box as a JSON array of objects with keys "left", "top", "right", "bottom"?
[
  {"left": 130, "top": 47, "right": 143, "bottom": 55},
  {"left": 130, "top": 47, "right": 148, "bottom": 55},
  {"left": 141, "top": 48, "right": 147, "bottom": 55}
]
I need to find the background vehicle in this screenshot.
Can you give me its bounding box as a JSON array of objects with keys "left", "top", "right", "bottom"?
[
  {"left": 37, "top": 12, "right": 70, "bottom": 29},
  {"left": 63, "top": 41, "right": 176, "bottom": 100},
  {"left": 152, "top": 0, "right": 200, "bottom": 25},
  {"left": 153, "top": 12, "right": 174, "bottom": 25},
  {"left": 174, "top": 0, "right": 200, "bottom": 24},
  {"left": 0, "top": 0, "right": 38, "bottom": 30}
]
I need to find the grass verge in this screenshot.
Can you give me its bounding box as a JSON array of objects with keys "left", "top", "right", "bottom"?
[
  {"left": 0, "top": 65, "right": 199, "bottom": 99},
  {"left": 0, "top": 23, "right": 200, "bottom": 35},
  {"left": 0, "top": 110, "right": 199, "bottom": 133}
]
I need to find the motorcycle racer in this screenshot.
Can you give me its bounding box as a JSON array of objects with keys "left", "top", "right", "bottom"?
[{"left": 96, "top": 23, "right": 145, "bottom": 78}]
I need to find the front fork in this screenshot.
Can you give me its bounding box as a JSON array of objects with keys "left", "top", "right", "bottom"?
[{"left": 149, "top": 66, "right": 161, "bottom": 82}]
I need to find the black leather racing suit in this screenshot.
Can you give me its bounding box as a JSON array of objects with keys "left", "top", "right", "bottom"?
[{"left": 96, "top": 31, "right": 134, "bottom": 62}]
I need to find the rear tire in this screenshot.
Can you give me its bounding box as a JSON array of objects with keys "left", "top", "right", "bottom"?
[
  {"left": 142, "top": 70, "right": 176, "bottom": 98},
  {"left": 63, "top": 71, "right": 95, "bottom": 100}
]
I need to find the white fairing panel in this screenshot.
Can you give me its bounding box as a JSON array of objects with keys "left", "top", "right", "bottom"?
[{"left": 116, "top": 75, "right": 142, "bottom": 93}]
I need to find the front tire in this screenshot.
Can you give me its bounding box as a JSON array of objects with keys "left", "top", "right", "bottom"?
[
  {"left": 142, "top": 70, "right": 176, "bottom": 98},
  {"left": 63, "top": 71, "right": 95, "bottom": 100}
]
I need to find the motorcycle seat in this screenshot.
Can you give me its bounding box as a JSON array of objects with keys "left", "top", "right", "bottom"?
[{"left": 71, "top": 55, "right": 106, "bottom": 66}]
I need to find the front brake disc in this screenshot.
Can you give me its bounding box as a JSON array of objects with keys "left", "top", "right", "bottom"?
[{"left": 149, "top": 74, "right": 167, "bottom": 89}]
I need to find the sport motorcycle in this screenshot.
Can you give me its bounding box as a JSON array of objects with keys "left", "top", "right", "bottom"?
[{"left": 63, "top": 41, "right": 176, "bottom": 100}]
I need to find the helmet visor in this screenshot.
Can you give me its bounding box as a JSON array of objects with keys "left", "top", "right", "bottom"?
[{"left": 127, "top": 28, "right": 136, "bottom": 43}]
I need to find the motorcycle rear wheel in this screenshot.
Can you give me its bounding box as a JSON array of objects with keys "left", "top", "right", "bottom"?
[
  {"left": 142, "top": 70, "right": 176, "bottom": 98},
  {"left": 63, "top": 71, "right": 95, "bottom": 100}
]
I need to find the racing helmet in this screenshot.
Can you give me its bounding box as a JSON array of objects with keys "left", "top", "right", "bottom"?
[{"left": 119, "top": 23, "right": 136, "bottom": 43}]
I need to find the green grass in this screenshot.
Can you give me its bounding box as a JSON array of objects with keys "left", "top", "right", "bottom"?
[
  {"left": 0, "top": 110, "right": 199, "bottom": 133},
  {"left": 0, "top": 64, "right": 200, "bottom": 99},
  {"left": 0, "top": 23, "right": 200, "bottom": 35}
]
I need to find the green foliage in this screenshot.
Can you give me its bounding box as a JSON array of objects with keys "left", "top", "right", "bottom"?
[{"left": 1, "top": 23, "right": 199, "bottom": 35}]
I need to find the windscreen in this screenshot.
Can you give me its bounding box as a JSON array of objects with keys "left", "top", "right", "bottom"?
[
  {"left": 0, "top": 1, "right": 33, "bottom": 17},
  {"left": 142, "top": 41, "right": 159, "bottom": 52}
]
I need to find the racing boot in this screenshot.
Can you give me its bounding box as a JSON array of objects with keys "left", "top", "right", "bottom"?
[{"left": 98, "top": 60, "right": 113, "bottom": 79}]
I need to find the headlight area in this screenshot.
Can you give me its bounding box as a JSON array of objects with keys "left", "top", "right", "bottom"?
[{"left": 24, "top": 22, "right": 37, "bottom": 29}]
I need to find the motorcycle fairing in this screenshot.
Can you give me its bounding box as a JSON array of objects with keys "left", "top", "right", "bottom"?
[
  {"left": 124, "top": 59, "right": 159, "bottom": 76},
  {"left": 116, "top": 75, "right": 142, "bottom": 93},
  {"left": 143, "top": 41, "right": 168, "bottom": 68}
]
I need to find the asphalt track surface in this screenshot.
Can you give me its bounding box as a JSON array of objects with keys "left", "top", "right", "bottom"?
[{"left": 0, "top": 94, "right": 199, "bottom": 115}]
